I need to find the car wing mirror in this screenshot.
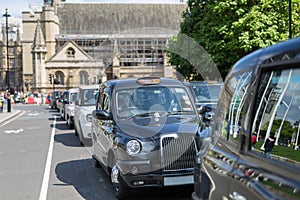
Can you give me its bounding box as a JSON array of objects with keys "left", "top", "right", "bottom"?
[
  {"left": 92, "top": 110, "right": 112, "bottom": 120},
  {"left": 197, "top": 105, "right": 207, "bottom": 114}
]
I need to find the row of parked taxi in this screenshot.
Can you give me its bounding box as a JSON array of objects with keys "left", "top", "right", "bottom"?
[
  {"left": 50, "top": 37, "right": 300, "bottom": 200},
  {"left": 50, "top": 85, "right": 98, "bottom": 146}
]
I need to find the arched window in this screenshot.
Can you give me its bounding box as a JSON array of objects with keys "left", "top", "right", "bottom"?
[
  {"left": 55, "top": 71, "right": 65, "bottom": 85},
  {"left": 66, "top": 47, "right": 75, "bottom": 58},
  {"left": 80, "top": 70, "right": 89, "bottom": 85}
]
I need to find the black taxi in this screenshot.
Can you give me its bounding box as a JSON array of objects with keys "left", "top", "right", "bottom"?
[
  {"left": 192, "top": 37, "right": 300, "bottom": 200},
  {"left": 91, "top": 77, "right": 207, "bottom": 199}
]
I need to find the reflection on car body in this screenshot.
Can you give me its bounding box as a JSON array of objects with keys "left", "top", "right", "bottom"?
[
  {"left": 192, "top": 37, "right": 300, "bottom": 200},
  {"left": 91, "top": 77, "right": 207, "bottom": 199}
]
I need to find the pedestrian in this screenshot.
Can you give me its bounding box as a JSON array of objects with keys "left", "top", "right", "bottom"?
[
  {"left": 251, "top": 132, "right": 257, "bottom": 150},
  {"left": 0, "top": 99, "right": 3, "bottom": 113},
  {"left": 264, "top": 133, "right": 275, "bottom": 159}
]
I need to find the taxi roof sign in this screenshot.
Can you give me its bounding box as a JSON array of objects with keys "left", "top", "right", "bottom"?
[{"left": 137, "top": 77, "right": 161, "bottom": 85}]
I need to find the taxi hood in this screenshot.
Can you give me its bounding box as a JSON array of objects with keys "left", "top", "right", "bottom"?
[{"left": 115, "top": 116, "right": 199, "bottom": 138}]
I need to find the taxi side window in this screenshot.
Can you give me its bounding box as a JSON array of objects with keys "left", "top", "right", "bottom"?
[
  {"left": 217, "top": 71, "right": 252, "bottom": 143},
  {"left": 251, "top": 67, "right": 300, "bottom": 162},
  {"left": 102, "top": 94, "right": 110, "bottom": 112}
]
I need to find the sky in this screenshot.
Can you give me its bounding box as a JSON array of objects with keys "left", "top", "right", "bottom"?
[{"left": 0, "top": 0, "right": 185, "bottom": 18}]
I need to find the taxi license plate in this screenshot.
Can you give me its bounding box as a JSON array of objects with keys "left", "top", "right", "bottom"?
[{"left": 163, "top": 175, "right": 194, "bottom": 186}]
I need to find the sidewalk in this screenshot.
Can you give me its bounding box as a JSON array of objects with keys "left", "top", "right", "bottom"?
[{"left": 0, "top": 105, "right": 22, "bottom": 124}]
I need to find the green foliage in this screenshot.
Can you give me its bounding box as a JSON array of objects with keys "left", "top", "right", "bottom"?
[
  {"left": 254, "top": 141, "right": 300, "bottom": 162},
  {"left": 166, "top": 0, "right": 300, "bottom": 80},
  {"left": 271, "top": 119, "right": 296, "bottom": 139}
]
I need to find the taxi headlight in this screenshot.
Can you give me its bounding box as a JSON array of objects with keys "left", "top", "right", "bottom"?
[
  {"left": 126, "top": 140, "right": 141, "bottom": 156},
  {"left": 86, "top": 114, "right": 92, "bottom": 122}
]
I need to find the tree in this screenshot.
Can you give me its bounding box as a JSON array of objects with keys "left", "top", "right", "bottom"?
[{"left": 167, "top": 0, "right": 300, "bottom": 80}]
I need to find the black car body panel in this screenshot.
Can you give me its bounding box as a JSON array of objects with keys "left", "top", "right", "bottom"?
[
  {"left": 193, "top": 37, "right": 300, "bottom": 200},
  {"left": 91, "top": 77, "right": 206, "bottom": 196}
]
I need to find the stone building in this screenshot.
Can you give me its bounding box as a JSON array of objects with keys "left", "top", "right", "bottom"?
[
  {"left": 0, "top": 21, "right": 22, "bottom": 92},
  {"left": 21, "top": 0, "right": 186, "bottom": 93}
]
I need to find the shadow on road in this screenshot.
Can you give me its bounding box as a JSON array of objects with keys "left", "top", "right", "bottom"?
[
  {"left": 55, "top": 159, "right": 193, "bottom": 200},
  {"left": 54, "top": 122, "right": 71, "bottom": 131},
  {"left": 55, "top": 159, "right": 117, "bottom": 200},
  {"left": 54, "top": 133, "right": 81, "bottom": 147}
]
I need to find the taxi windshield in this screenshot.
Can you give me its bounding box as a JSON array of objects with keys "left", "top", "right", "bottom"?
[
  {"left": 83, "top": 89, "right": 98, "bottom": 106},
  {"left": 191, "top": 84, "right": 222, "bottom": 103},
  {"left": 116, "top": 86, "right": 195, "bottom": 119},
  {"left": 70, "top": 92, "right": 78, "bottom": 103}
]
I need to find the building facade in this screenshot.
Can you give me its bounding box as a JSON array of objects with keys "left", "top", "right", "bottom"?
[
  {"left": 21, "top": 0, "right": 186, "bottom": 93},
  {"left": 0, "top": 22, "right": 22, "bottom": 92}
]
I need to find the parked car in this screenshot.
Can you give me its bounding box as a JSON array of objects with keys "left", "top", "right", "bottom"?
[
  {"left": 184, "top": 81, "right": 223, "bottom": 124},
  {"left": 56, "top": 91, "right": 63, "bottom": 111},
  {"left": 74, "top": 85, "right": 98, "bottom": 146},
  {"left": 50, "top": 91, "right": 60, "bottom": 109},
  {"left": 192, "top": 37, "right": 300, "bottom": 200},
  {"left": 65, "top": 88, "right": 79, "bottom": 129},
  {"left": 91, "top": 77, "right": 208, "bottom": 199},
  {"left": 13, "top": 92, "right": 21, "bottom": 103},
  {"left": 59, "top": 90, "right": 69, "bottom": 120}
]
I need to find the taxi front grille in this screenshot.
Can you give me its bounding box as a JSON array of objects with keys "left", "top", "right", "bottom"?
[{"left": 161, "top": 136, "right": 196, "bottom": 172}]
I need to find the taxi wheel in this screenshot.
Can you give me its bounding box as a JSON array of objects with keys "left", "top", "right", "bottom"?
[
  {"left": 93, "top": 157, "right": 101, "bottom": 168},
  {"left": 67, "top": 117, "right": 74, "bottom": 129},
  {"left": 74, "top": 126, "right": 78, "bottom": 136},
  {"left": 69, "top": 120, "right": 74, "bottom": 129}
]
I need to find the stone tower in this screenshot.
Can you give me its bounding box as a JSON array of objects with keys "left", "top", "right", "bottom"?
[
  {"left": 22, "top": 3, "right": 59, "bottom": 92},
  {"left": 32, "top": 20, "right": 47, "bottom": 91}
]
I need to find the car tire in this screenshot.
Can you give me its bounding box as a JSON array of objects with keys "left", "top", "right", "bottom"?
[
  {"left": 67, "top": 116, "right": 74, "bottom": 129},
  {"left": 61, "top": 110, "right": 65, "bottom": 120},
  {"left": 74, "top": 125, "right": 79, "bottom": 136},
  {"left": 78, "top": 122, "right": 84, "bottom": 146},
  {"left": 93, "top": 157, "right": 101, "bottom": 168},
  {"left": 69, "top": 120, "right": 74, "bottom": 129}
]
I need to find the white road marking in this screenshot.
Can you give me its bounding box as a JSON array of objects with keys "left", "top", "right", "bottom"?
[
  {"left": 0, "top": 110, "right": 25, "bottom": 128},
  {"left": 39, "top": 115, "right": 57, "bottom": 200},
  {"left": 28, "top": 113, "right": 39, "bottom": 116},
  {"left": 4, "top": 128, "right": 24, "bottom": 134}
]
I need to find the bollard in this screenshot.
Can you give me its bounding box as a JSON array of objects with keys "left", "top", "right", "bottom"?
[{"left": 7, "top": 93, "right": 11, "bottom": 112}]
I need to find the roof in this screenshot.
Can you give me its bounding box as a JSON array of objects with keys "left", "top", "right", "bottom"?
[
  {"left": 230, "top": 37, "right": 300, "bottom": 74},
  {"left": 184, "top": 81, "right": 224, "bottom": 86},
  {"left": 57, "top": 3, "right": 186, "bottom": 35},
  {"left": 103, "top": 77, "right": 185, "bottom": 91},
  {"left": 78, "top": 84, "right": 99, "bottom": 90},
  {"left": 32, "top": 20, "right": 46, "bottom": 49}
]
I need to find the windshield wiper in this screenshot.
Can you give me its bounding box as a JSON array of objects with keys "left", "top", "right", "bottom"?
[
  {"left": 127, "top": 111, "right": 158, "bottom": 119},
  {"left": 163, "top": 110, "right": 185, "bottom": 116}
]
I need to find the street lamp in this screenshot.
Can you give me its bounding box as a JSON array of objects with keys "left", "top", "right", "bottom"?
[
  {"left": 275, "top": 97, "right": 294, "bottom": 145},
  {"left": 186, "top": 9, "right": 191, "bottom": 81},
  {"left": 288, "top": 0, "right": 292, "bottom": 38},
  {"left": 3, "top": 8, "right": 11, "bottom": 112}
]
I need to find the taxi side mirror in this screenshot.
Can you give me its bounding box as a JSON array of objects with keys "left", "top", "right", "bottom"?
[
  {"left": 93, "top": 110, "right": 112, "bottom": 120},
  {"left": 197, "top": 105, "right": 207, "bottom": 114}
]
